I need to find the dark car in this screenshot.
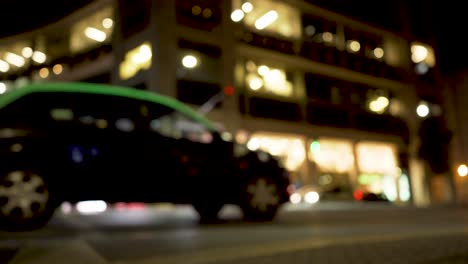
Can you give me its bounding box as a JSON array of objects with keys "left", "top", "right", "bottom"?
[{"left": 0, "top": 82, "right": 289, "bottom": 231}]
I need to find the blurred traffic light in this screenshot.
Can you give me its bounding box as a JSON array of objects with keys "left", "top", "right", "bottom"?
[{"left": 418, "top": 116, "right": 452, "bottom": 174}]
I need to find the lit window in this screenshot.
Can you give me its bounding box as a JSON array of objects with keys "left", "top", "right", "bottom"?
[
  {"left": 247, "top": 132, "right": 306, "bottom": 172},
  {"left": 308, "top": 138, "right": 355, "bottom": 174},
  {"left": 410, "top": 42, "right": 435, "bottom": 67},
  {"left": 70, "top": 6, "right": 114, "bottom": 54},
  {"left": 244, "top": 61, "right": 293, "bottom": 97},
  {"left": 232, "top": 0, "right": 301, "bottom": 38},
  {"left": 119, "top": 42, "right": 152, "bottom": 80},
  {"left": 356, "top": 142, "right": 398, "bottom": 175}
]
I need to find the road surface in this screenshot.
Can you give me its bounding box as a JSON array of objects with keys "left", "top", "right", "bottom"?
[{"left": 2, "top": 202, "right": 468, "bottom": 264}]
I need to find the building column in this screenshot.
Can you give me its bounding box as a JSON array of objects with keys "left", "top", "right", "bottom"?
[
  {"left": 148, "top": 0, "right": 177, "bottom": 97},
  {"left": 219, "top": 0, "right": 242, "bottom": 133}
]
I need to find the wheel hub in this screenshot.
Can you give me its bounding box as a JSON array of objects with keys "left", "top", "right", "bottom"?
[
  {"left": 0, "top": 171, "right": 49, "bottom": 219},
  {"left": 247, "top": 178, "right": 279, "bottom": 212}
]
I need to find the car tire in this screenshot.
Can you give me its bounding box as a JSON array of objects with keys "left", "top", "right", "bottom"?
[
  {"left": 0, "top": 169, "right": 56, "bottom": 231},
  {"left": 240, "top": 175, "right": 282, "bottom": 222}
]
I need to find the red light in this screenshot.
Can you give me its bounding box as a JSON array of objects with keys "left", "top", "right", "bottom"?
[
  {"left": 354, "top": 190, "right": 364, "bottom": 201},
  {"left": 224, "top": 86, "right": 235, "bottom": 96}
]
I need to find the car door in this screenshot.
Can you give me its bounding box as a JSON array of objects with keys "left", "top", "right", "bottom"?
[{"left": 66, "top": 93, "right": 152, "bottom": 202}]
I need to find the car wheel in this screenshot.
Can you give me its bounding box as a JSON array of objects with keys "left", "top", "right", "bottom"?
[
  {"left": 240, "top": 175, "right": 281, "bottom": 222},
  {"left": 0, "top": 169, "right": 56, "bottom": 231}
]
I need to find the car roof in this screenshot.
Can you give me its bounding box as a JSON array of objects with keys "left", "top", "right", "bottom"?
[{"left": 0, "top": 82, "right": 218, "bottom": 131}]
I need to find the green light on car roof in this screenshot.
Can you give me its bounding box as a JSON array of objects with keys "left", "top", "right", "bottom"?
[{"left": 0, "top": 82, "right": 217, "bottom": 131}]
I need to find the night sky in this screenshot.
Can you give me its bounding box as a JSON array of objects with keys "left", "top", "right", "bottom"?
[{"left": 0, "top": 0, "right": 465, "bottom": 74}]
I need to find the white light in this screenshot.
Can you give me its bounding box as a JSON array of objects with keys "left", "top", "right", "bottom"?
[
  {"left": 241, "top": 2, "right": 253, "bottom": 13},
  {"left": 5, "top": 52, "right": 25, "bottom": 67},
  {"left": 458, "top": 165, "right": 468, "bottom": 177},
  {"left": 411, "top": 44, "right": 428, "bottom": 63},
  {"left": 255, "top": 10, "right": 278, "bottom": 30},
  {"left": 398, "top": 174, "right": 411, "bottom": 202},
  {"left": 132, "top": 44, "right": 152, "bottom": 64},
  {"left": 0, "top": 82, "right": 6, "bottom": 94},
  {"left": 22, "top": 47, "right": 33, "bottom": 58},
  {"left": 304, "top": 25, "right": 316, "bottom": 36},
  {"left": 102, "top": 18, "right": 114, "bottom": 29},
  {"left": 257, "top": 65, "right": 269, "bottom": 76},
  {"left": 32, "top": 51, "right": 47, "bottom": 64},
  {"left": 182, "top": 55, "right": 198, "bottom": 68},
  {"left": 416, "top": 103, "right": 430, "bottom": 118},
  {"left": 247, "top": 138, "right": 260, "bottom": 151},
  {"left": 415, "top": 63, "right": 429, "bottom": 75},
  {"left": 247, "top": 74, "right": 263, "bottom": 90},
  {"left": 231, "top": 9, "right": 244, "bottom": 22},
  {"left": 76, "top": 200, "right": 107, "bottom": 214},
  {"left": 0, "top": 60, "right": 9, "bottom": 72},
  {"left": 290, "top": 193, "right": 301, "bottom": 204},
  {"left": 304, "top": 191, "right": 320, "bottom": 204},
  {"left": 374, "top": 47, "right": 384, "bottom": 58},
  {"left": 61, "top": 202, "right": 73, "bottom": 214},
  {"left": 85, "top": 27, "right": 107, "bottom": 42}
]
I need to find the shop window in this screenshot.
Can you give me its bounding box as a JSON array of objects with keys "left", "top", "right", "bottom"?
[
  {"left": 244, "top": 60, "right": 294, "bottom": 97},
  {"left": 176, "top": 0, "right": 222, "bottom": 31},
  {"left": 120, "top": 0, "right": 151, "bottom": 38},
  {"left": 356, "top": 141, "right": 399, "bottom": 201},
  {"left": 119, "top": 42, "right": 152, "bottom": 80},
  {"left": 308, "top": 138, "right": 355, "bottom": 175},
  {"left": 70, "top": 6, "right": 114, "bottom": 54},
  {"left": 231, "top": 0, "right": 301, "bottom": 39},
  {"left": 246, "top": 132, "right": 306, "bottom": 173}
]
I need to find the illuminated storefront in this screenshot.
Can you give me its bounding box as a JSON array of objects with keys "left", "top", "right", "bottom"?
[{"left": 243, "top": 131, "right": 411, "bottom": 203}]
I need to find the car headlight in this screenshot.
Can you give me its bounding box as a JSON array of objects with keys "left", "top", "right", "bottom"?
[
  {"left": 290, "top": 193, "right": 301, "bottom": 204},
  {"left": 304, "top": 191, "right": 320, "bottom": 204}
]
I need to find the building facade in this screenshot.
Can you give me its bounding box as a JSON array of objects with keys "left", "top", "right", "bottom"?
[{"left": 0, "top": 0, "right": 450, "bottom": 205}]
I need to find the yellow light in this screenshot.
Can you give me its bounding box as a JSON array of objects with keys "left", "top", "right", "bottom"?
[
  {"left": 255, "top": 10, "right": 278, "bottom": 30},
  {"left": 246, "top": 60, "right": 256, "bottom": 72},
  {"left": 0, "top": 60, "right": 9, "bottom": 73},
  {"left": 102, "top": 18, "right": 113, "bottom": 29},
  {"left": 202, "top": 8, "right": 212, "bottom": 18},
  {"left": 5, "top": 52, "right": 25, "bottom": 67},
  {"left": 39, "top": 68, "right": 49, "bottom": 79},
  {"left": 32, "top": 51, "right": 47, "bottom": 64},
  {"left": 247, "top": 74, "right": 263, "bottom": 90},
  {"left": 22, "top": 47, "right": 33, "bottom": 58},
  {"left": 458, "top": 164, "right": 468, "bottom": 177},
  {"left": 347, "top": 40, "right": 360, "bottom": 52},
  {"left": 192, "top": 5, "right": 201, "bottom": 15},
  {"left": 241, "top": 2, "right": 253, "bottom": 13},
  {"left": 322, "top": 32, "right": 333, "bottom": 42},
  {"left": 132, "top": 44, "right": 152, "bottom": 64},
  {"left": 411, "top": 44, "right": 428, "bottom": 63},
  {"left": 182, "top": 55, "right": 198, "bottom": 68},
  {"left": 53, "top": 64, "right": 63, "bottom": 75},
  {"left": 119, "top": 42, "right": 152, "bottom": 80},
  {"left": 231, "top": 9, "right": 244, "bottom": 22},
  {"left": 374, "top": 47, "right": 384, "bottom": 58},
  {"left": 85, "top": 27, "right": 107, "bottom": 42},
  {"left": 257, "top": 65, "right": 269, "bottom": 76}
]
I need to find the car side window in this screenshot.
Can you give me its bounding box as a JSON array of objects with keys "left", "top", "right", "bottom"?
[
  {"left": 147, "top": 104, "right": 213, "bottom": 143},
  {"left": 68, "top": 93, "right": 144, "bottom": 134}
]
